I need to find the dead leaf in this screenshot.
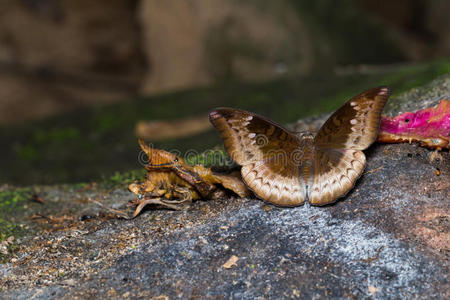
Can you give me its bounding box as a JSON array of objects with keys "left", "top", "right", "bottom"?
[
  {"left": 368, "top": 285, "right": 379, "bottom": 295},
  {"left": 223, "top": 255, "right": 239, "bottom": 269}
]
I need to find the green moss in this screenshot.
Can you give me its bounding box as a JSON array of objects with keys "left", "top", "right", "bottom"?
[
  {"left": 185, "top": 147, "right": 231, "bottom": 168},
  {"left": 72, "top": 182, "right": 89, "bottom": 190},
  {"left": 101, "top": 169, "right": 147, "bottom": 188},
  {"left": 95, "top": 113, "right": 120, "bottom": 133},
  {"left": 437, "top": 62, "right": 450, "bottom": 74},
  {"left": 34, "top": 127, "right": 80, "bottom": 144},
  {"left": 0, "top": 188, "right": 31, "bottom": 262},
  {"left": 14, "top": 127, "right": 82, "bottom": 162},
  {"left": 0, "top": 188, "right": 32, "bottom": 214},
  {"left": 16, "top": 144, "right": 39, "bottom": 161}
]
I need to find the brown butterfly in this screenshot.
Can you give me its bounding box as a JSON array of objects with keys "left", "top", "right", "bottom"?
[{"left": 209, "top": 87, "right": 390, "bottom": 206}]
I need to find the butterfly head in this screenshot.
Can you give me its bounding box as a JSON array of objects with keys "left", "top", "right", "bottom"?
[
  {"left": 296, "top": 131, "right": 314, "bottom": 141},
  {"left": 297, "top": 131, "right": 314, "bottom": 137}
]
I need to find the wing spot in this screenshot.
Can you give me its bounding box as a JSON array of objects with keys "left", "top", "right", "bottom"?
[
  {"left": 350, "top": 119, "right": 357, "bottom": 125},
  {"left": 352, "top": 160, "right": 362, "bottom": 169},
  {"left": 266, "top": 125, "right": 275, "bottom": 136}
]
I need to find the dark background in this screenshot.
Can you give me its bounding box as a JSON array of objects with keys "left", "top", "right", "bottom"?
[{"left": 1, "top": 0, "right": 449, "bottom": 184}]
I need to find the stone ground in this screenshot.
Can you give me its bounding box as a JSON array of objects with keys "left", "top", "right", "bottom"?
[{"left": 0, "top": 76, "right": 448, "bottom": 299}]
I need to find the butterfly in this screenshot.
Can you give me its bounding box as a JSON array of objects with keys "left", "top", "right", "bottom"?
[{"left": 209, "top": 87, "right": 390, "bottom": 206}]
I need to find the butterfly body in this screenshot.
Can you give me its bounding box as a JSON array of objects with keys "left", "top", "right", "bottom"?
[
  {"left": 294, "top": 131, "right": 315, "bottom": 171},
  {"left": 209, "top": 87, "right": 389, "bottom": 206}
]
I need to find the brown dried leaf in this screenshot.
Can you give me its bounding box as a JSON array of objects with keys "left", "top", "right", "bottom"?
[{"left": 223, "top": 255, "right": 239, "bottom": 269}]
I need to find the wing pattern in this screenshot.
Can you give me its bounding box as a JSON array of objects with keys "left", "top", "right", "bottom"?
[
  {"left": 309, "top": 149, "right": 366, "bottom": 205},
  {"left": 315, "top": 87, "right": 389, "bottom": 150}
]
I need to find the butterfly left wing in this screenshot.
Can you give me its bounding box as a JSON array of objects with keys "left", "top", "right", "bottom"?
[{"left": 209, "top": 108, "right": 308, "bottom": 206}]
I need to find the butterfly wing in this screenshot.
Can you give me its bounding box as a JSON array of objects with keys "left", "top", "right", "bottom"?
[
  {"left": 209, "top": 108, "right": 307, "bottom": 206},
  {"left": 309, "top": 149, "right": 366, "bottom": 205},
  {"left": 314, "top": 87, "right": 390, "bottom": 149},
  {"left": 309, "top": 87, "right": 390, "bottom": 205}
]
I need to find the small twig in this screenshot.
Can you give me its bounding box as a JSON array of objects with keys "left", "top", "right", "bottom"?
[
  {"left": 132, "top": 197, "right": 188, "bottom": 217},
  {"left": 363, "top": 166, "right": 383, "bottom": 175},
  {"left": 87, "top": 198, "right": 132, "bottom": 219},
  {"left": 29, "top": 213, "right": 49, "bottom": 220}
]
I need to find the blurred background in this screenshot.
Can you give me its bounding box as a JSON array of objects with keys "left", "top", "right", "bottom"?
[{"left": 1, "top": 0, "right": 449, "bottom": 185}]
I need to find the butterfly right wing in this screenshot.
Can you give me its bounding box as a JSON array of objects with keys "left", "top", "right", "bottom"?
[
  {"left": 309, "top": 87, "right": 389, "bottom": 205},
  {"left": 314, "top": 87, "right": 390, "bottom": 150},
  {"left": 209, "top": 108, "right": 307, "bottom": 206},
  {"left": 309, "top": 148, "right": 366, "bottom": 205}
]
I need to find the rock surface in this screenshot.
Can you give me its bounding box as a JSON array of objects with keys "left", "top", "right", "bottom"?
[{"left": 0, "top": 79, "right": 449, "bottom": 299}]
